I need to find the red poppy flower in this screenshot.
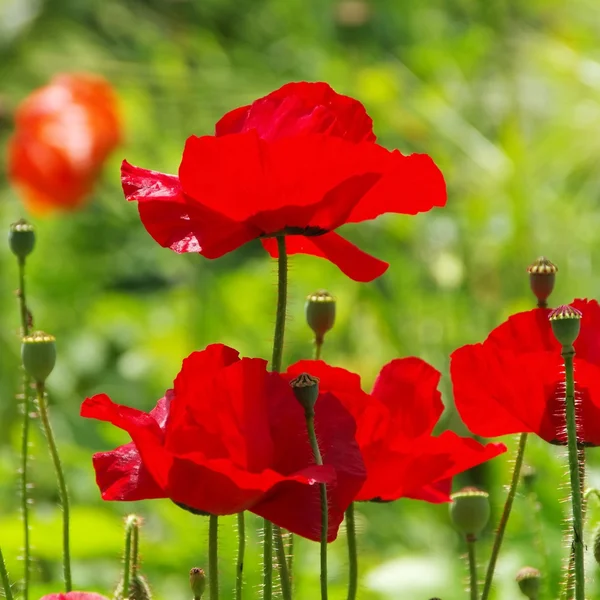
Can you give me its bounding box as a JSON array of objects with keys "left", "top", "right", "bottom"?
[
  {"left": 451, "top": 298, "right": 600, "bottom": 445},
  {"left": 81, "top": 344, "right": 366, "bottom": 542},
  {"left": 123, "top": 81, "right": 446, "bottom": 282},
  {"left": 8, "top": 73, "right": 121, "bottom": 214},
  {"left": 41, "top": 594, "right": 109, "bottom": 600},
  {"left": 285, "top": 358, "right": 506, "bottom": 503}
]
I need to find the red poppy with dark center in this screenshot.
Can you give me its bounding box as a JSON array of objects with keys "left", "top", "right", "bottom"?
[
  {"left": 81, "top": 344, "right": 366, "bottom": 542},
  {"left": 451, "top": 298, "right": 600, "bottom": 445},
  {"left": 284, "top": 358, "right": 506, "bottom": 503},
  {"left": 8, "top": 73, "right": 121, "bottom": 214},
  {"left": 122, "top": 81, "right": 446, "bottom": 282}
]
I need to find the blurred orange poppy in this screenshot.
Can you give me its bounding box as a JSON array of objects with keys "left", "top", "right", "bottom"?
[{"left": 8, "top": 73, "right": 121, "bottom": 214}]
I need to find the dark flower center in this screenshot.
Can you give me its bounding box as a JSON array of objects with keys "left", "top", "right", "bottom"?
[{"left": 261, "top": 225, "right": 329, "bottom": 238}]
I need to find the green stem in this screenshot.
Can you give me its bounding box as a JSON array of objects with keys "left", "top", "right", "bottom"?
[
  {"left": 0, "top": 547, "right": 14, "bottom": 600},
  {"left": 467, "top": 537, "right": 478, "bottom": 600},
  {"left": 17, "top": 257, "right": 31, "bottom": 600},
  {"left": 563, "top": 348, "right": 584, "bottom": 600},
  {"left": 274, "top": 526, "right": 292, "bottom": 600},
  {"left": 236, "top": 512, "right": 245, "bottom": 600},
  {"left": 305, "top": 412, "right": 328, "bottom": 600},
  {"left": 286, "top": 532, "right": 294, "bottom": 582},
  {"left": 122, "top": 523, "right": 133, "bottom": 597},
  {"left": 481, "top": 432, "right": 528, "bottom": 600},
  {"left": 131, "top": 518, "right": 140, "bottom": 579},
  {"left": 345, "top": 503, "right": 358, "bottom": 600},
  {"left": 264, "top": 235, "right": 288, "bottom": 600},
  {"left": 263, "top": 520, "right": 273, "bottom": 600},
  {"left": 315, "top": 335, "right": 323, "bottom": 361},
  {"left": 36, "top": 382, "right": 71, "bottom": 591},
  {"left": 209, "top": 514, "right": 219, "bottom": 600}
]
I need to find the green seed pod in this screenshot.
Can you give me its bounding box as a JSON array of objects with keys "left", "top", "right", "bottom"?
[
  {"left": 449, "top": 487, "right": 490, "bottom": 539},
  {"left": 189, "top": 567, "right": 206, "bottom": 599},
  {"left": 21, "top": 331, "right": 56, "bottom": 384},
  {"left": 549, "top": 305, "right": 582, "bottom": 348},
  {"left": 527, "top": 257, "right": 557, "bottom": 308},
  {"left": 516, "top": 566, "right": 541, "bottom": 599},
  {"left": 305, "top": 290, "right": 336, "bottom": 343},
  {"left": 593, "top": 525, "right": 600, "bottom": 565},
  {"left": 8, "top": 219, "right": 35, "bottom": 260},
  {"left": 289, "top": 372, "right": 320, "bottom": 415}
]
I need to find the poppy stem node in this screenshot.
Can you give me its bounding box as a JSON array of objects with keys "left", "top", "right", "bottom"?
[
  {"left": 516, "top": 567, "right": 541, "bottom": 600},
  {"left": 190, "top": 568, "right": 206, "bottom": 600},
  {"left": 526, "top": 257, "right": 557, "bottom": 308}
]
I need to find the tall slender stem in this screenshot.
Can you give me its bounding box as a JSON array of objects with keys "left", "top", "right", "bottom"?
[
  {"left": 236, "top": 512, "right": 245, "bottom": 600},
  {"left": 17, "top": 257, "right": 31, "bottom": 600},
  {"left": 345, "top": 502, "right": 358, "bottom": 600},
  {"left": 264, "top": 235, "right": 289, "bottom": 600},
  {"left": 36, "top": 382, "right": 71, "bottom": 591},
  {"left": 0, "top": 547, "right": 14, "bottom": 600},
  {"left": 274, "top": 526, "right": 292, "bottom": 600},
  {"left": 122, "top": 522, "right": 133, "bottom": 597},
  {"left": 563, "top": 349, "right": 584, "bottom": 600},
  {"left": 209, "top": 515, "right": 219, "bottom": 600},
  {"left": 305, "top": 412, "right": 328, "bottom": 600},
  {"left": 315, "top": 336, "right": 323, "bottom": 361},
  {"left": 467, "top": 537, "right": 478, "bottom": 600},
  {"left": 481, "top": 432, "right": 528, "bottom": 600}
]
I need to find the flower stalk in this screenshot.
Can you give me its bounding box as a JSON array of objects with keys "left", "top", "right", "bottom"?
[
  {"left": 481, "top": 433, "right": 528, "bottom": 600},
  {"left": 236, "top": 512, "right": 245, "bottom": 600},
  {"left": 36, "top": 381, "right": 72, "bottom": 591},
  {"left": 209, "top": 514, "right": 219, "bottom": 600},
  {"left": 467, "top": 536, "right": 478, "bottom": 600},
  {"left": 345, "top": 502, "right": 358, "bottom": 600}
]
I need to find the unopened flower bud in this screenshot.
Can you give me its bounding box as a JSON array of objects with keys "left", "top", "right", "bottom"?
[
  {"left": 527, "top": 257, "right": 557, "bottom": 308},
  {"left": 22, "top": 331, "right": 56, "bottom": 384},
  {"left": 449, "top": 487, "right": 490, "bottom": 539},
  {"left": 190, "top": 567, "right": 206, "bottom": 599},
  {"left": 114, "top": 574, "right": 152, "bottom": 600},
  {"left": 9, "top": 219, "right": 35, "bottom": 260},
  {"left": 516, "top": 566, "right": 541, "bottom": 599},
  {"left": 305, "top": 291, "right": 336, "bottom": 343},
  {"left": 290, "top": 373, "right": 320, "bottom": 415},
  {"left": 549, "top": 305, "right": 582, "bottom": 349}
]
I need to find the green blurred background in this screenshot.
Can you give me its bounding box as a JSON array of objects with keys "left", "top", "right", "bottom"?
[{"left": 1, "top": 0, "right": 600, "bottom": 598}]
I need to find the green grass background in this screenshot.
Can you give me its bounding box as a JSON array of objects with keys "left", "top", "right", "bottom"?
[{"left": 2, "top": 0, "right": 600, "bottom": 598}]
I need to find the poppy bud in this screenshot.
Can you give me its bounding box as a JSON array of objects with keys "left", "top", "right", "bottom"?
[
  {"left": 9, "top": 219, "right": 35, "bottom": 260},
  {"left": 549, "top": 305, "right": 582, "bottom": 349},
  {"left": 593, "top": 525, "right": 600, "bottom": 565},
  {"left": 526, "top": 257, "right": 557, "bottom": 308},
  {"left": 189, "top": 567, "right": 206, "bottom": 599},
  {"left": 114, "top": 574, "right": 152, "bottom": 600},
  {"left": 516, "top": 566, "right": 541, "bottom": 599},
  {"left": 290, "top": 373, "right": 320, "bottom": 415},
  {"left": 305, "top": 290, "right": 336, "bottom": 343},
  {"left": 449, "top": 487, "right": 490, "bottom": 539},
  {"left": 21, "top": 331, "right": 56, "bottom": 384}
]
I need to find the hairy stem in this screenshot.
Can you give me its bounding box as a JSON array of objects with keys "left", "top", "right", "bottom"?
[
  {"left": 236, "top": 512, "right": 245, "bottom": 600},
  {"left": 467, "top": 537, "right": 478, "bottom": 600},
  {"left": 36, "top": 382, "right": 71, "bottom": 591},
  {"left": 481, "top": 432, "right": 528, "bottom": 600},
  {"left": 345, "top": 502, "right": 358, "bottom": 600},
  {"left": 209, "top": 515, "right": 219, "bottom": 600},
  {"left": 274, "top": 526, "right": 292, "bottom": 600}
]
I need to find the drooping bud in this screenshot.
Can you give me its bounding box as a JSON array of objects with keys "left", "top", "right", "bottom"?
[
  {"left": 289, "top": 373, "right": 320, "bottom": 415},
  {"left": 114, "top": 575, "right": 152, "bottom": 600},
  {"left": 190, "top": 567, "right": 206, "bottom": 599},
  {"left": 527, "top": 257, "right": 557, "bottom": 308},
  {"left": 516, "top": 566, "right": 541, "bottom": 599},
  {"left": 549, "top": 305, "right": 582, "bottom": 349},
  {"left": 305, "top": 291, "right": 336, "bottom": 344},
  {"left": 449, "top": 487, "right": 490, "bottom": 540},
  {"left": 21, "top": 331, "right": 56, "bottom": 384},
  {"left": 8, "top": 219, "right": 35, "bottom": 260}
]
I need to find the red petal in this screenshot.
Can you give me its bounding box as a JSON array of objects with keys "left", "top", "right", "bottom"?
[
  {"left": 572, "top": 299, "right": 600, "bottom": 367},
  {"left": 346, "top": 150, "right": 447, "bottom": 223},
  {"left": 122, "top": 160, "right": 258, "bottom": 257},
  {"left": 357, "top": 432, "right": 506, "bottom": 502},
  {"left": 261, "top": 232, "right": 388, "bottom": 282},
  {"left": 371, "top": 358, "right": 443, "bottom": 439},
  {"left": 215, "top": 81, "right": 376, "bottom": 143}
]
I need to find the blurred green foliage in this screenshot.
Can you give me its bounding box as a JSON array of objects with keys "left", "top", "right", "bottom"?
[{"left": 2, "top": 0, "right": 600, "bottom": 598}]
